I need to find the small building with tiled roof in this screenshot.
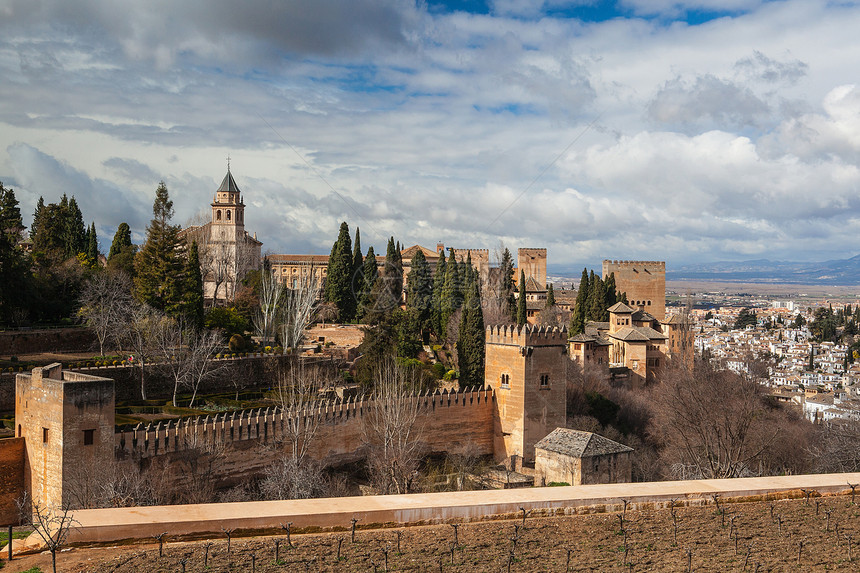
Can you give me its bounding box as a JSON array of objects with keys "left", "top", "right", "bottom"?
[{"left": 534, "top": 428, "right": 633, "bottom": 486}]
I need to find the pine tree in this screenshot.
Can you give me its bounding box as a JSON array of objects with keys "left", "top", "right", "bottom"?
[
  {"left": 570, "top": 268, "right": 589, "bottom": 335},
  {"left": 182, "top": 241, "right": 205, "bottom": 329},
  {"left": 30, "top": 196, "right": 44, "bottom": 241},
  {"left": 324, "top": 222, "right": 355, "bottom": 321},
  {"left": 457, "top": 280, "right": 485, "bottom": 388},
  {"left": 0, "top": 185, "right": 22, "bottom": 236},
  {"left": 546, "top": 283, "right": 555, "bottom": 307},
  {"left": 134, "top": 181, "right": 184, "bottom": 313},
  {"left": 432, "top": 249, "right": 447, "bottom": 336},
  {"left": 516, "top": 270, "right": 527, "bottom": 327},
  {"left": 406, "top": 248, "right": 433, "bottom": 330}
]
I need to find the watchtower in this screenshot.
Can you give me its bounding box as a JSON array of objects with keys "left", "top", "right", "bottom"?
[
  {"left": 518, "top": 248, "right": 547, "bottom": 289},
  {"left": 485, "top": 325, "right": 568, "bottom": 466},
  {"left": 15, "top": 364, "right": 114, "bottom": 510},
  {"left": 603, "top": 260, "right": 666, "bottom": 321}
]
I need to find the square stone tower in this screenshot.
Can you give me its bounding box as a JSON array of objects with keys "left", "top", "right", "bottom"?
[
  {"left": 485, "top": 325, "right": 568, "bottom": 466},
  {"left": 603, "top": 260, "right": 666, "bottom": 321},
  {"left": 518, "top": 248, "right": 547, "bottom": 289},
  {"left": 15, "top": 364, "right": 114, "bottom": 510}
]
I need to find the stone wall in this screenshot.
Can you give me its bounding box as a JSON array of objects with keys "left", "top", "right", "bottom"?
[
  {"left": 0, "top": 437, "right": 24, "bottom": 526},
  {"left": 0, "top": 327, "right": 97, "bottom": 355},
  {"left": 115, "top": 388, "right": 496, "bottom": 490}
]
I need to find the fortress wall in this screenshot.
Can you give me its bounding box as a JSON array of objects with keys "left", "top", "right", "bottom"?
[
  {"left": 0, "top": 327, "right": 97, "bottom": 355},
  {"left": 116, "top": 388, "right": 496, "bottom": 488},
  {"left": 0, "top": 437, "right": 24, "bottom": 526}
]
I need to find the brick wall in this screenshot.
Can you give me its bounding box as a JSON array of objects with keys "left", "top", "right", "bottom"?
[{"left": 0, "top": 437, "right": 24, "bottom": 526}]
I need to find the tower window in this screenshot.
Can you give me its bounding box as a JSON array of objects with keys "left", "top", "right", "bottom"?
[
  {"left": 216, "top": 210, "right": 222, "bottom": 221},
  {"left": 539, "top": 374, "right": 550, "bottom": 388},
  {"left": 83, "top": 429, "right": 95, "bottom": 446},
  {"left": 500, "top": 373, "right": 511, "bottom": 389},
  {"left": 42, "top": 427, "right": 48, "bottom": 443},
  {"left": 226, "top": 210, "right": 231, "bottom": 221}
]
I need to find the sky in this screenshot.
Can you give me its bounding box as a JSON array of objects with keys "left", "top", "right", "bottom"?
[{"left": 2, "top": 0, "right": 860, "bottom": 273}]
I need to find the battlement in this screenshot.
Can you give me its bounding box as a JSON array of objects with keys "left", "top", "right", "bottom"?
[
  {"left": 116, "top": 387, "right": 495, "bottom": 459},
  {"left": 486, "top": 324, "right": 568, "bottom": 347},
  {"left": 603, "top": 260, "right": 666, "bottom": 270}
]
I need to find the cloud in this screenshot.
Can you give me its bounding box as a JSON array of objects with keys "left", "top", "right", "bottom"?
[
  {"left": 647, "top": 75, "right": 770, "bottom": 133},
  {"left": 733, "top": 50, "right": 808, "bottom": 85}
]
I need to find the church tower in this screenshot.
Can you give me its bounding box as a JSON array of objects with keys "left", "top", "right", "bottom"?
[{"left": 211, "top": 166, "right": 245, "bottom": 230}]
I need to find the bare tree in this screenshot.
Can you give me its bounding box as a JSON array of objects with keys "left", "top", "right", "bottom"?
[
  {"left": 124, "top": 302, "right": 167, "bottom": 401},
  {"left": 281, "top": 263, "right": 320, "bottom": 351},
  {"left": 25, "top": 502, "right": 80, "bottom": 573},
  {"left": 174, "top": 430, "right": 227, "bottom": 505},
  {"left": 154, "top": 317, "right": 226, "bottom": 407},
  {"left": 651, "top": 360, "right": 782, "bottom": 480},
  {"left": 77, "top": 271, "right": 134, "bottom": 356},
  {"left": 362, "top": 358, "right": 426, "bottom": 495},
  {"left": 260, "top": 359, "right": 335, "bottom": 499},
  {"left": 254, "top": 268, "right": 283, "bottom": 348}
]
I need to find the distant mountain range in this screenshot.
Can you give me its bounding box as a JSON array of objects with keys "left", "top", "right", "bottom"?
[
  {"left": 667, "top": 255, "right": 860, "bottom": 285},
  {"left": 548, "top": 255, "right": 860, "bottom": 285}
]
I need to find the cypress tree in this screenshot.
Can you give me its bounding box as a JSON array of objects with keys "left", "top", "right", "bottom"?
[
  {"left": 500, "top": 248, "right": 516, "bottom": 321},
  {"left": 441, "top": 250, "right": 463, "bottom": 334},
  {"left": 546, "top": 283, "right": 555, "bottom": 307},
  {"left": 30, "top": 196, "right": 44, "bottom": 241},
  {"left": 183, "top": 240, "right": 205, "bottom": 329},
  {"left": 86, "top": 222, "right": 99, "bottom": 265},
  {"left": 357, "top": 245, "right": 377, "bottom": 321},
  {"left": 516, "top": 269, "right": 527, "bottom": 327},
  {"left": 109, "top": 223, "right": 133, "bottom": 261},
  {"left": 406, "top": 248, "right": 433, "bottom": 330},
  {"left": 570, "top": 268, "right": 589, "bottom": 335},
  {"left": 324, "top": 222, "right": 355, "bottom": 321},
  {"left": 382, "top": 237, "right": 403, "bottom": 312},
  {"left": 64, "top": 196, "right": 86, "bottom": 259},
  {"left": 587, "top": 273, "right": 607, "bottom": 322},
  {"left": 352, "top": 227, "right": 363, "bottom": 291},
  {"left": 603, "top": 272, "right": 617, "bottom": 309},
  {"left": 457, "top": 280, "right": 485, "bottom": 388},
  {"left": 134, "top": 181, "right": 184, "bottom": 313},
  {"left": 432, "top": 250, "right": 447, "bottom": 336}
]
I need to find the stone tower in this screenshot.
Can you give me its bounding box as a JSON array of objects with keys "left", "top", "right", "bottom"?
[
  {"left": 485, "top": 325, "right": 568, "bottom": 466},
  {"left": 603, "top": 260, "right": 666, "bottom": 321},
  {"left": 15, "top": 364, "right": 114, "bottom": 510},
  {"left": 518, "top": 248, "right": 547, "bottom": 289}
]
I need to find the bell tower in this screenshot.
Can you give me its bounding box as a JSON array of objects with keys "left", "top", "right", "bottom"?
[{"left": 211, "top": 161, "right": 245, "bottom": 230}]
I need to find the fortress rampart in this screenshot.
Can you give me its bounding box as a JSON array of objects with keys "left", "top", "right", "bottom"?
[
  {"left": 115, "top": 387, "right": 496, "bottom": 488},
  {"left": 485, "top": 324, "right": 568, "bottom": 347}
]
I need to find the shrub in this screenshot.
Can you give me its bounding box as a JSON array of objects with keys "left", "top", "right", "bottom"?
[
  {"left": 274, "top": 346, "right": 283, "bottom": 355},
  {"left": 443, "top": 369, "right": 458, "bottom": 381},
  {"left": 228, "top": 334, "right": 246, "bottom": 353},
  {"left": 9, "top": 356, "right": 17, "bottom": 363},
  {"left": 264, "top": 346, "right": 272, "bottom": 354},
  {"left": 432, "top": 362, "right": 446, "bottom": 379}
]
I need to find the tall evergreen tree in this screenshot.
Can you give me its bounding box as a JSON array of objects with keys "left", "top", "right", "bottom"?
[
  {"left": 586, "top": 273, "right": 607, "bottom": 322},
  {"left": 441, "top": 250, "right": 463, "bottom": 335},
  {"left": 134, "top": 181, "right": 184, "bottom": 313},
  {"left": 570, "top": 268, "right": 589, "bottom": 335},
  {"left": 182, "top": 240, "right": 205, "bottom": 329},
  {"left": 516, "top": 269, "right": 527, "bottom": 327},
  {"left": 457, "top": 280, "right": 485, "bottom": 388},
  {"left": 500, "top": 248, "right": 516, "bottom": 321},
  {"left": 0, "top": 183, "right": 30, "bottom": 325},
  {"left": 324, "top": 222, "right": 355, "bottom": 321},
  {"left": 603, "top": 272, "right": 617, "bottom": 310},
  {"left": 352, "top": 227, "right": 363, "bottom": 287},
  {"left": 64, "top": 196, "right": 86, "bottom": 259},
  {"left": 406, "top": 248, "right": 433, "bottom": 330},
  {"left": 357, "top": 245, "right": 378, "bottom": 321},
  {"left": 432, "top": 249, "right": 447, "bottom": 335},
  {"left": 30, "top": 196, "right": 44, "bottom": 241},
  {"left": 108, "top": 223, "right": 132, "bottom": 260},
  {"left": 546, "top": 283, "right": 555, "bottom": 307},
  {"left": 381, "top": 237, "right": 403, "bottom": 313},
  {"left": 86, "top": 222, "right": 99, "bottom": 266}
]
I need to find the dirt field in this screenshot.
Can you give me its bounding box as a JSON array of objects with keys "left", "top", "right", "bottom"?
[{"left": 6, "top": 494, "right": 860, "bottom": 572}]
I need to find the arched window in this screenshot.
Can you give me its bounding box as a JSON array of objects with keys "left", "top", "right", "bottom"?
[
  {"left": 216, "top": 210, "right": 222, "bottom": 221},
  {"left": 226, "top": 210, "right": 231, "bottom": 221}
]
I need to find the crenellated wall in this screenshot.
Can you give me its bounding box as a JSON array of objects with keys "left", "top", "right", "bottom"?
[{"left": 114, "top": 387, "right": 496, "bottom": 488}]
